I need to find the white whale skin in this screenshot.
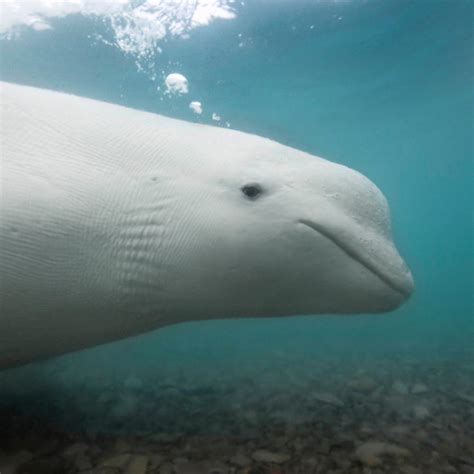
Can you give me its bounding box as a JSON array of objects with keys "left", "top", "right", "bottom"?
[{"left": 0, "top": 82, "right": 414, "bottom": 368}]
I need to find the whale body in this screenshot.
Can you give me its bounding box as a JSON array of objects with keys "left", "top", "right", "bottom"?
[{"left": 0, "top": 82, "right": 414, "bottom": 369}]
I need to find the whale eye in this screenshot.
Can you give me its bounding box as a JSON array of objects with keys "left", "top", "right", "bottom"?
[{"left": 241, "top": 183, "right": 263, "bottom": 199}]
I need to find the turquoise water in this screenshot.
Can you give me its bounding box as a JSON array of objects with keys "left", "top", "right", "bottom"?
[{"left": 0, "top": 0, "right": 472, "bottom": 471}]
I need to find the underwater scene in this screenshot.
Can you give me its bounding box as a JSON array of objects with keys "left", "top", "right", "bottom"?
[{"left": 0, "top": 1, "right": 472, "bottom": 473}]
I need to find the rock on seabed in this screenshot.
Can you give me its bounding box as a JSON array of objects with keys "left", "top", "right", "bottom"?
[
  {"left": 411, "top": 382, "right": 429, "bottom": 394},
  {"left": 251, "top": 449, "right": 291, "bottom": 464},
  {"left": 310, "top": 391, "right": 344, "bottom": 407},
  {"left": 355, "top": 441, "right": 411, "bottom": 466}
]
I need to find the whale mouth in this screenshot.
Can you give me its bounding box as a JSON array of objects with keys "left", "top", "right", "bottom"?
[{"left": 298, "top": 219, "right": 412, "bottom": 299}]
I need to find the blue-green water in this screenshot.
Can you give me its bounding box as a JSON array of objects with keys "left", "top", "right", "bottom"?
[{"left": 0, "top": 1, "right": 472, "bottom": 471}]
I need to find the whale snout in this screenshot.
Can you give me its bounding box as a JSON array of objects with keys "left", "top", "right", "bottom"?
[
  {"left": 298, "top": 217, "right": 414, "bottom": 312},
  {"left": 369, "top": 248, "right": 414, "bottom": 310},
  {"left": 389, "top": 255, "right": 414, "bottom": 300},
  {"left": 296, "top": 160, "right": 414, "bottom": 313},
  {"left": 299, "top": 218, "right": 414, "bottom": 304}
]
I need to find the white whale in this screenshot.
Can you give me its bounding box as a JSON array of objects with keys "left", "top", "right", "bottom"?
[{"left": 0, "top": 82, "right": 414, "bottom": 369}]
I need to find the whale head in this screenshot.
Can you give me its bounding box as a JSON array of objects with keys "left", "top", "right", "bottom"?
[{"left": 164, "top": 125, "right": 414, "bottom": 321}]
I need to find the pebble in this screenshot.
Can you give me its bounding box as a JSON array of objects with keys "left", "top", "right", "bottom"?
[
  {"left": 100, "top": 453, "right": 132, "bottom": 468},
  {"left": 148, "top": 454, "right": 166, "bottom": 468},
  {"left": 251, "top": 449, "right": 291, "bottom": 464},
  {"left": 392, "top": 380, "right": 410, "bottom": 395},
  {"left": 302, "top": 456, "right": 318, "bottom": 468},
  {"left": 311, "top": 391, "right": 344, "bottom": 407},
  {"left": 411, "top": 382, "right": 429, "bottom": 394},
  {"left": 359, "top": 423, "right": 375, "bottom": 435},
  {"left": 355, "top": 441, "right": 410, "bottom": 466},
  {"left": 389, "top": 424, "right": 410, "bottom": 435},
  {"left": 348, "top": 375, "right": 378, "bottom": 393},
  {"left": 413, "top": 404, "right": 431, "bottom": 419},
  {"left": 113, "top": 438, "right": 132, "bottom": 453},
  {"left": 62, "top": 442, "right": 89, "bottom": 457},
  {"left": 126, "top": 455, "right": 148, "bottom": 474},
  {"left": 229, "top": 452, "right": 251, "bottom": 467}
]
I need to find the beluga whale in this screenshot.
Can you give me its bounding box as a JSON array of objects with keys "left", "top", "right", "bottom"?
[{"left": 0, "top": 82, "right": 414, "bottom": 369}]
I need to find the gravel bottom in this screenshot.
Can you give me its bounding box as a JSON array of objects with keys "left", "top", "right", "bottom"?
[{"left": 1, "top": 352, "right": 473, "bottom": 474}]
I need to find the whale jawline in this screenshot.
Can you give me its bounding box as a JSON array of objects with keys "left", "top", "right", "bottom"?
[{"left": 297, "top": 219, "right": 408, "bottom": 298}]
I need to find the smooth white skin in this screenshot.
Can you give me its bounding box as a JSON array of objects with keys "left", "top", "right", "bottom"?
[{"left": 0, "top": 82, "right": 414, "bottom": 368}]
